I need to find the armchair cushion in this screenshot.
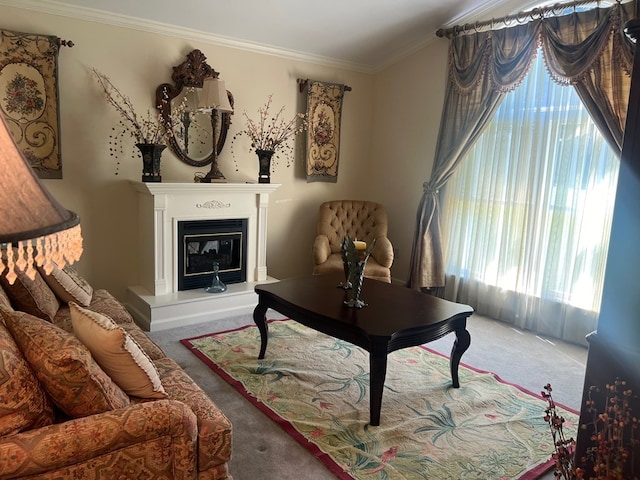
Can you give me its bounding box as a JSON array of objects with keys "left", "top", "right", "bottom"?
[
  {"left": 372, "top": 236, "right": 394, "bottom": 269},
  {"left": 312, "top": 235, "right": 331, "bottom": 265},
  {"left": 2, "top": 311, "right": 130, "bottom": 418},
  {"left": 70, "top": 302, "right": 167, "bottom": 399},
  {"left": 0, "top": 321, "right": 54, "bottom": 437}
]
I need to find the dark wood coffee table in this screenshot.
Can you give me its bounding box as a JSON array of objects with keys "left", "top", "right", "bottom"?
[{"left": 252, "top": 273, "right": 474, "bottom": 426}]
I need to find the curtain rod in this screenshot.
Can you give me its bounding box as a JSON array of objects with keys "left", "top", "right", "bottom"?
[
  {"left": 436, "top": 0, "right": 621, "bottom": 38},
  {"left": 297, "top": 78, "right": 352, "bottom": 93}
]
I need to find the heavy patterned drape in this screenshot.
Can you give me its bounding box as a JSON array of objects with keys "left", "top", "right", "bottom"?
[{"left": 407, "top": 1, "right": 636, "bottom": 290}]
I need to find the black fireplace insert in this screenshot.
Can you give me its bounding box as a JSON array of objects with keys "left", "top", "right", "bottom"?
[{"left": 177, "top": 218, "right": 247, "bottom": 291}]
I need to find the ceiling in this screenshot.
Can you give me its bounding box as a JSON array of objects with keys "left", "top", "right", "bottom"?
[{"left": 8, "top": 0, "right": 538, "bottom": 71}]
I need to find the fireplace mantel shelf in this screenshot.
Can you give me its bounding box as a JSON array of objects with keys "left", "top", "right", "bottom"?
[
  {"left": 126, "top": 181, "right": 281, "bottom": 331},
  {"left": 131, "top": 181, "right": 281, "bottom": 196}
]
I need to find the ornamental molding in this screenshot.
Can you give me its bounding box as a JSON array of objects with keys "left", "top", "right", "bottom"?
[{"left": 196, "top": 200, "right": 231, "bottom": 209}]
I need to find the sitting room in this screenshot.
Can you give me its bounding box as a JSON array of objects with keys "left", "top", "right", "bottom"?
[{"left": 1, "top": 0, "right": 639, "bottom": 478}]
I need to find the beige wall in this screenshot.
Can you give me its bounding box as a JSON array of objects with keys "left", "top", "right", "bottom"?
[
  {"left": 370, "top": 42, "right": 449, "bottom": 281},
  {"left": 1, "top": 4, "right": 449, "bottom": 298}
]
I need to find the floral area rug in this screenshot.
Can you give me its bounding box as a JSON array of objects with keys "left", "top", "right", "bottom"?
[{"left": 181, "top": 319, "right": 578, "bottom": 480}]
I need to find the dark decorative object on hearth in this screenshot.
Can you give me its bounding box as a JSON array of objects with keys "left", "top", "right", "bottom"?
[{"left": 136, "top": 143, "right": 165, "bottom": 182}]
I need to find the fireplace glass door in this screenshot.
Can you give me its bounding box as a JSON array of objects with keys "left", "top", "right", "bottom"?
[{"left": 178, "top": 219, "right": 247, "bottom": 290}]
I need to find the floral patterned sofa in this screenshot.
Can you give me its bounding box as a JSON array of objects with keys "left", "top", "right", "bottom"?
[{"left": 0, "top": 263, "right": 232, "bottom": 479}]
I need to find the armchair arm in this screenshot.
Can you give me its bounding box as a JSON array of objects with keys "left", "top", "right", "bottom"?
[
  {"left": 0, "top": 400, "right": 197, "bottom": 479},
  {"left": 372, "top": 236, "right": 394, "bottom": 269},
  {"left": 312, "top": 235, "right": 331, "bottom": 265}
]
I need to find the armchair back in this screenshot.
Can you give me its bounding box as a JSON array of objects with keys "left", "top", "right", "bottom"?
[{"left": 317, "top": 200, "right": 388, "bottom": 254}]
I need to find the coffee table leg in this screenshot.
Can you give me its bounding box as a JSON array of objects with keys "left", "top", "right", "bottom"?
[
  {"left": 253, "top": 302, "right": 269, "bottom": 359},
  {"left": 369, "top": 337, "right": 389, "bottom": 426},
  {"left": 450, "top": 327, "right": 471, "bottom": 388}
]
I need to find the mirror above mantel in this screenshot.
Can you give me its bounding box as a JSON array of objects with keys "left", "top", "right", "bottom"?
[{"left": 155, "top": 49, "right": 234, "bottom": 168}]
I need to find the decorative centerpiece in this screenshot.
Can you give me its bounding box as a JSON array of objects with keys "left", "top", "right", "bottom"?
[
  {"left": 205, "top": 262, "right": 227, "bottom": 293},
  {"left": 92, "top": 68, "right": 187, "bottom": 182},
  {"left": 341, "top": 237, "right": 376, "bottom": 308},
  {"left": 232, "top": 95, "right": 307, "bottom": 183}
]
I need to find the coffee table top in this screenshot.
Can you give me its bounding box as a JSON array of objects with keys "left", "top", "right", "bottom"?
[{"left": 255, "top": 273, "right": 474, "bottom": 338}]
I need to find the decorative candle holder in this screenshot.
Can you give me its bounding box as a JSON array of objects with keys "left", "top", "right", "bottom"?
[
  {"left": 205, "top": 262, "right": 227, "bottom": 293},
  {"left": 341, "top": 237, "right": 376, "bottom": 308},
  {"left": 339, "top": 237, "right": 353, "bottom": 289}
]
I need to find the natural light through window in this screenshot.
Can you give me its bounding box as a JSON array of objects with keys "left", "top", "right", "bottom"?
[{"left": 441, "top": 49, "right": 619, "bottom": 314}]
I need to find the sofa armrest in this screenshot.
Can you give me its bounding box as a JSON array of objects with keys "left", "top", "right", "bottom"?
[
  {"left": 312, "top": 235, "right": 331, "bottom": 265},
  {"left": 372, "top": 236, "right": 394, "bottom": 269},
  {"left": 0, "top": 400, "right": 197, "bottom": 479}
]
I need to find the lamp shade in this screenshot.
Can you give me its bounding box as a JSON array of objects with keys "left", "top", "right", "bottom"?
[
  {"left": 0, "top": 113, "right": 82, "bottom": 284},
  {"left": 197, "top": 77, "right": 233, "bottom": 113}
]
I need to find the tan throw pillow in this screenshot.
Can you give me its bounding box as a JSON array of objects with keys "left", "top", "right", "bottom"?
[
  {"left": 3, "top": 310, "right": 130, "bottom": 418},
  {"left": 70, "top": 302, "right": 167, "bottom": 399},
  {"left": 0, "top": 267, "right": 59, "bottom": 322},
  {"left": 0, "top": 317, "right": 55, "bottom": 436},
  {"left": 38, "top": 263, "right": 93, "bottom": 307}
]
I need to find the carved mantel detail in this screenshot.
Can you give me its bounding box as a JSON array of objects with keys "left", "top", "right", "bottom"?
[{"left": 196, "top": 200, "right": 231, "bottom": 209}]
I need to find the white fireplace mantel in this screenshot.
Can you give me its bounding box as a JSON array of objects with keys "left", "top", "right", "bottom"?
[{"left": 125, "top": 181, "right": 280, "bottom": 331}]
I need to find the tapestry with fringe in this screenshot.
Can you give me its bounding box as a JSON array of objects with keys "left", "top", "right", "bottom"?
[
  {"left": 305, "top": 80, "right": 346, "bottom": 183},
  {"left": 0, "top": 29, "right": 63, "bottom": 178}
]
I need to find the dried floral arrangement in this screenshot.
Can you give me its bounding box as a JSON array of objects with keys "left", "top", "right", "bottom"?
[
  {"left": 542, "top": 381, "right": 638, "bottom": 479},
  {"left": 92, "top": 68, "right": 190, "bottom": 174},
  {"left": 231, "top": 94, "right": 308, "bottom": 171}
]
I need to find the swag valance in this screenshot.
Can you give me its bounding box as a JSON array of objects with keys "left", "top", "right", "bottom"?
[{"left": 451, "top": 5, "right": 635, "bottom": 92}]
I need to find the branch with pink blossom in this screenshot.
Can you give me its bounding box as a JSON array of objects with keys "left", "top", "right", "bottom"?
[{"left": 231, "top": 95, "right": 308, "bottom": 171}]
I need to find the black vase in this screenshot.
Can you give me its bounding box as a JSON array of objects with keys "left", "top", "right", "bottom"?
[
  {"left": 136, "top": 143, "right": 166, "bottom": 182},
  {"left": 256, "top": 149, "right": 275, "bottom": 184}
]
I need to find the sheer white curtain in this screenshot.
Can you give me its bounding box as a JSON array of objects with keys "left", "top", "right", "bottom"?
[{"left": 441, "top": 51, "right": 620, "bottom": 345}]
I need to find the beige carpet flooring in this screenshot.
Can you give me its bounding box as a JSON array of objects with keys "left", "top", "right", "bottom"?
[{"left": 149, "top": 311, "right": 587, "bottom": 480}]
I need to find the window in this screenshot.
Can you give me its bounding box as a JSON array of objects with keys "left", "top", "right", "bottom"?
[{"left": 441, "top": 50, "right": 619, "bottom": 341}]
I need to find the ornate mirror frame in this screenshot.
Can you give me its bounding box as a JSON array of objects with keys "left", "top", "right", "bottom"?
[{"left": 156, "top": 49, "right": 234, "bottom": 167}]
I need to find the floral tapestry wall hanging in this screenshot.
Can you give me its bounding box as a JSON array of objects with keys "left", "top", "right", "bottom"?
[
  {"left": 0, "top": 29, "right": 68, "bottom": 179},
  {"left": 303, "top": 80, "right": 348, "bottom": 183}
]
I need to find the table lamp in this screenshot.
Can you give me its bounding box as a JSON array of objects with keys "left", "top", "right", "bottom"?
[
  {"left": 0, "top": 113, "right": 82, "bottom": 284},
  {"left": 196, "top": 76, "right": 233, "bottom": 183}
]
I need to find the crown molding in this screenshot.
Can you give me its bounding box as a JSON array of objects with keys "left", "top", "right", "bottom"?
[
  {"left": 442, "top": 0, "right": 543, "bottom": 30},
  {"left": 0, "top": 0, "right": 375, "bottom": 74},
  {"left": 0, "top": 0, "right": 543, "bottom": 74},
  {"left": 373, "top": 0, "right": 544, "bottom": 72}
]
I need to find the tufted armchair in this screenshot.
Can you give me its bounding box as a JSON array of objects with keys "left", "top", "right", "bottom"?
[{"left": 312, "top": 200, "right": 393, "bottom": 283}]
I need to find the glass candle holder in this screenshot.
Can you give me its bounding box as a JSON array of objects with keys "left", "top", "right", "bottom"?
[{"left": 205, "top": 262, "right": 227, "bottom": 293}]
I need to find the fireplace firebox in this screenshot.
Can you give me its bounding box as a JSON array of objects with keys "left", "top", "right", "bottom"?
[{"left": 177, "top": 219, "right": 247, "bottom": 291}]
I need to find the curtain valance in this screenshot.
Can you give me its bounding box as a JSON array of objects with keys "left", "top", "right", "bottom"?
[{"left": 450, "top": 2, "right": 636, "bottom": 95}]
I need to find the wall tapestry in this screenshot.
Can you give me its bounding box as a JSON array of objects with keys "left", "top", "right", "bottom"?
[
  {"left": 303, "top": 80, "right": 348, "bottom": 183},
  {"left": 0, "top": 29, "right": 67, "bottom": 179}
]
